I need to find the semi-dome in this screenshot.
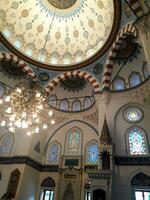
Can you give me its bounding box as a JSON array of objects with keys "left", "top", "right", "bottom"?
[{"left": 0, "top": 0, "right": 120, "bottom": 70}]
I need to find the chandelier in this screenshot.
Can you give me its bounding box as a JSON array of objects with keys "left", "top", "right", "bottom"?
[{"left": 0, "top": 79, "right": 55, "bottom": 135}]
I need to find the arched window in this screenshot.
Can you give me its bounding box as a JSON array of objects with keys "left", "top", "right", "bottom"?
[
  {"left": 65, "top": 127, "right": 82, "bottom": 155},
  {"left": 40, "top": 177, "right": 55, "bottom": 200},
  {"left": 86, "top": 141, "right": 99, "bottom": 164},
  {"left": 0, "top": 133, "right": 14, "bottom": 155},
  {"left": 126, "top": 126, "right": 149, "bottom": 155},
  {"left": 129, "top": 72, "right": 141, "bottom": 87},
  {"left": 131, "top": 172, "right": 150, "bottom": 200},
  {"left": 84, "top": 97, "right": 92, "bottom": 109},
  {"left": 59, "top": 99, "right": 69, "bottom": 111},
  {"left": 142, "top": 62, "right": 150, "bottom": 79},
  {"left": 113, "top": 77, "right": 125, "bottom": 91},
  {"left": 49, "top": 95, "right": 57, "bottom": 108},
  {"left": 46, "top": 142, "right": 61, "bottom": 165},
  {"left": 72, "top": 100, "right": 81, "bottom": 111}
]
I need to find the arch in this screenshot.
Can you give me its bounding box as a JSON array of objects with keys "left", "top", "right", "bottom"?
[
  {"left": 129, "top": 71, "right": 142, "bottom": 88},
  {"left": 0, "top": 52, "right": 36, "bottom": 78},
  {"left": 41, "top": 176, "right": 56, "bottom": 188},
  {"left": 93, "top": 189, "right": 106, "bottom": 200},
  {"left": 129, "top": 0, "right": 144, "bottom": 18},
  {"left": 45, "top": 70, "right": 100, "bottom": 94},
  {"left": 44, "top": 120, "right": 98, "bottom": 154},
  {"left": 113, "top": 76, "right": 126, "bottom": 91},
  {"left": 102, "top": 23, "right": 138, "bottom": 90},
  {"left": 131, "top": 172, "right": 150, "bottom": 186},
  {"left": 65, "top": 126, "right": 83, "bottom": 155}
]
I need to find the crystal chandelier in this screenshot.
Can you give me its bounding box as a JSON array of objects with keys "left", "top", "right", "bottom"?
[{"left": 0, "top": 79, "right": 55, "bottom": 135}]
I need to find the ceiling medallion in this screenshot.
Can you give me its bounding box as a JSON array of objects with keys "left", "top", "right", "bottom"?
[{"left": 48, "top": 0, "right": 77, "bottom": 9}]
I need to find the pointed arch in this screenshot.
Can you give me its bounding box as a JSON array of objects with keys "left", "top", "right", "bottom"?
[
  {"left": 45, "top": 70, "right": 100, "bottom": 94},
  {"left": 0, "top": 132, "right": 14, "bottom": 155},
  {"left": 102, "top": 23, "right": 138, "bottom": 90},
  {"left": 0, "top": 52, "right": 36, "bottom": 78}
]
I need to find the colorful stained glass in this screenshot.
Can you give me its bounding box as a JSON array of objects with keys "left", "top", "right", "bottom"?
[
  {"left": 87, "top": 142, "right": 98, "bottom": 164},
  {"left": 128, "top": 127, "right": 147, "bottom": 155},
  {"left": 46, "top": 143, "right": 60, "bottom": 164},
  {"left": 0, "top": 133, "right": 13, "bottom": 155},
  {"left": 114, "top": 78, "right": 125, "bottom": 91},
  {"left": 129, "top": 73, "right": 141, "bottom": 87},
  {"left": 124, "top": 107, "right": 143, "bottom": 123}
]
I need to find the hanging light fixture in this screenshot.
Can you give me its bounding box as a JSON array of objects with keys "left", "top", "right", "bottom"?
[{"left": 0, "top": 78, "right": 55, "bottom": 135}]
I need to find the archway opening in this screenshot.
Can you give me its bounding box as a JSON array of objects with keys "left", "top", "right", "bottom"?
[{"left": 93, "top": 189, "right": 106, "bottom": 200}]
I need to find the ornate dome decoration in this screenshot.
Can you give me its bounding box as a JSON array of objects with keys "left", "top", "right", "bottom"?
[
  {"left": 48, "top": 0, "right": 77, "bottom": 9},
  {"left": 123, "top": 106, "right": 143, "bottom": 123},
  {"left": 60, "top": 76, "right": 87, "bottom": 92},
  {"left": 0, "top": 0, "right": 121, "bottom": 71}
]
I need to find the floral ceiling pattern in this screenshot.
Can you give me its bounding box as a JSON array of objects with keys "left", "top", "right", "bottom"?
[{"left": 0, "top": 0, "right": 114, "bottom": 69}]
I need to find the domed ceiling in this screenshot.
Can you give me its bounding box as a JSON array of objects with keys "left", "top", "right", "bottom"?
[{"left": 0, "top": 0, "right": 121, "bottom": 70}]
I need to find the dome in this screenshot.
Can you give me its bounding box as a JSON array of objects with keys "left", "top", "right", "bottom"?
[{"left": 0, "top": 0, "right": 120, "bottom": 70}]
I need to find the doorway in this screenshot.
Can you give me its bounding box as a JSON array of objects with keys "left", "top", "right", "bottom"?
[{"left": 93, "top": 189, "right": 106, "bottom": 200}]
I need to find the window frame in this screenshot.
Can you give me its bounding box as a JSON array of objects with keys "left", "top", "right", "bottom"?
[{"left": 0, "top": 132, "right": 14, "bottom": 156}]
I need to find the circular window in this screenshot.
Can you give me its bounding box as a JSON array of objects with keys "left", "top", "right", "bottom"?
[{"left": 124, "top": 106, "right": 143, "bottom": 123}]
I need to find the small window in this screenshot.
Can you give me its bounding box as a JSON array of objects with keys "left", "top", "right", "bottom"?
[
  {"left": 40, "top": 177, "right": 55, "bottom": 200},
  {"left": 142, "top": 62, "right": 150, "bottom": 79},
  {"left": 0, "top": 133, "right": 14, "bottom": 155},
  {"left": 113, "top": 77, "right": 125, "bottom": 91},
  {"left": 129, "top": 72, "right": 141, "bottom": 87},
  {"left": 49, "top": 95, "right": 57, "bottom": 108},
  {"left": 72, "top": 100, "right": 81, "bottom": 111},
  {"left": 14, "top": 40, "right": 22, "bottom": 49},
  {"left": 0, "top": 82, "right": 5, "bottom": 98},
  {"left": 26, "top": 49, "right": 33, "bottom": 57},
  {"left": 59, "top": 99, "right": 69, "bottom": 111},
  {"left": 3, "top": 28, "right": 11, "bottom": 38},
  {"left": 84, "top": 97, "right": 92, "bottom": 109}
]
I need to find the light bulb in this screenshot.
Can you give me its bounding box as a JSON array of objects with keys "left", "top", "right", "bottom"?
[
  {"left": 36, "top": 93, "right": 41, "bottom": 98},
  {"left": 1, "top": 121, "right": 6, "bottom": 127},
  {"left": 22, "top": 112, "right": 27, "bottom": 118},
  {"left": 27, "top": 131, "right": 31, "bottom": 136},
  {"left": 9, "top": 122, "right": 13, "bottom": 127},
  {"left": 5, "top": 96, "right": 11, "bottom": 102},
  {"left": 35, "top": 127, "right": 39, "bottom": 133},
  {"left": 16, "top": 88, "right": 22, "bottom": 93},
  {"left": 0, "top": 99, "right": 3, "bottom": 104},
  {"left": 9, "top": 127, "right": 15, "bottom": 133},
  {"left": 43, "top": 123, "right": 48, "bottom": 129},
  {"left": 6, "top": 107, "right": 12, "bottom": 114},
  {"left": 33, "top": 113, "right": 37, "bottom": 118},
  {"left": 51, "top": 119, "right": 55, "bottom": 125},
  {"left": 38, "top": 104, "right": 43, "bottom": 110},
  {"left": 48, "top": 110, "right": 53, "bottom": 117}
]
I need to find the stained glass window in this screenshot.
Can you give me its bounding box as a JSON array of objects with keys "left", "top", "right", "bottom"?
[
  {"left": 72, "top": 100, "right": 81, "bottom": 111},
  {"left": 0, "top": 133, "right": 13, "bottom": 155},
  {"left": 60, "top": 99, "right": 69, "bottom": 111},
  {"left": 113, "top": 78, "right": 125, "bottom": 91},
  {"left": 65, "top": 127, "right": 82, "bottom": 155},
  {"left": 46, "top": 142, "right": 61, "bottom": 165},
  {"left": 135, "top": 191, "right": 150, "bottom": 200},
  {"left": 87, "top": 141, "right": 99, "bottom": 164},
  {"left": 129, "top": 73, "right": 141, "bottom": 87},
  {"left": 124, "top": 106, "right": 143, "bottom": 123},
  {"left": 127, "top": 127, "right": 148, "bottom": 155}
]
